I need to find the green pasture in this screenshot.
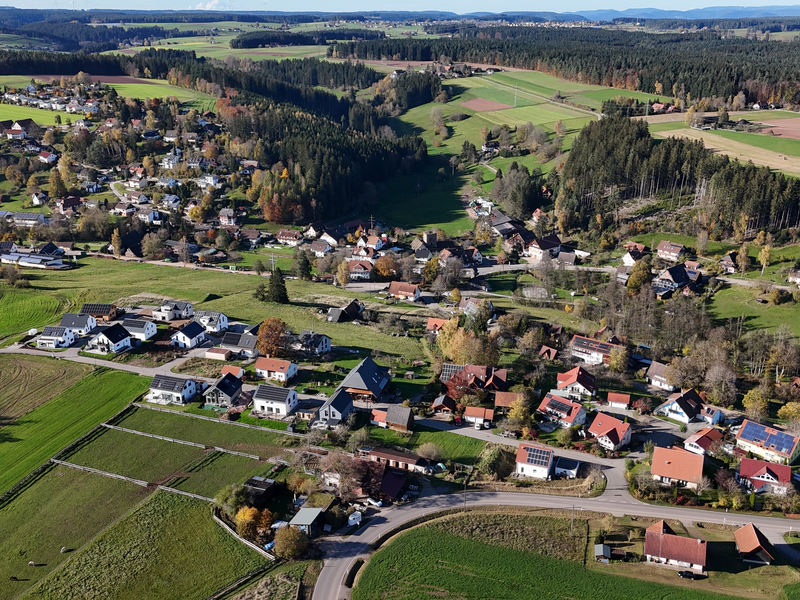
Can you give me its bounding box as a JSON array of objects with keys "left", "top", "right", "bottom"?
[
  {"left": 364, "top": 424, "right": 485, "bottom": 465},
  {"left": 0, "top": 104, "right": 61, "bottom": 126},
  {"left": 0, "top": 368, "right": 150, "bottom": 493},
  {"left": 168, "top": 451, "right": 273, "bottom": 498},
  {"left": 106, "top": 80, "right": 215, "bottom": 111},
  {"left": 648, "top": 122, "right": 687, "bottom": 133},
  {"left": 0, "top": 288, "right": 65, "bottom": 338},
  {"left": 0, "top": 465, "right": 151, "bottom": 600},
  {"left": 706, "top": 129, "right": 800, "bottom": 159},
  {"left": 0, "top": 33, "right": 51, "bottom": 47},
  {"left": 24, "top": 491, "right": 267, "bottom": 600},
  {"left": 0, "top": 75, "right": 47, "bottom": 88},
  {"left": 708, "top": 286, "right": 800, "bottom": 336}
]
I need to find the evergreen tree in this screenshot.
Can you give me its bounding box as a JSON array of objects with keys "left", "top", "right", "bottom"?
[
  {"left": 295, "top": 250, "right": 312, "bottom": 280},
  {"left": 266, "top": 267, "right": 289, "bottom": 304}
]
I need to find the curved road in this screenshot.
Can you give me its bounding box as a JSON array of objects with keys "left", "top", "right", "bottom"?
[{"left": 313, "top": 487, "right": 800, "bottom": 600}]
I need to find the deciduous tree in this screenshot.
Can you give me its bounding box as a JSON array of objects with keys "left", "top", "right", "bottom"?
[
  {"left": 274, "top": 524, "right": 308, "bottom": 559},
  {"left": 257, "top": 317, "right": 288, "bottom": 357},
  {"left": 742, "top": 387, "right": 769, "bottom": 422}
]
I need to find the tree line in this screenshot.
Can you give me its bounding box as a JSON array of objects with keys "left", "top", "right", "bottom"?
[
  {"left": 229, "top": 29, "right": 384, "bottom": 49},
  {"left": 253, "top": 57, "right": 381, "bottom": 90}
]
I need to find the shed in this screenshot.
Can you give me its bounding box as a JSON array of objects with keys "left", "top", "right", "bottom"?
[{"left": 289, "top": 507, "right": 324, "bottom": 537}]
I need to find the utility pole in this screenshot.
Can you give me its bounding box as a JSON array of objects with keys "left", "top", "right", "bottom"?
[
  {"left": 270, "top": 253, "right": 276, "bottom": 273},
  {"left": 571, "top": 504, "right": 574, "bottom": 536}
]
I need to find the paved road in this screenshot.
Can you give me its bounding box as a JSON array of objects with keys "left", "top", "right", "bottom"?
[{"left": 313, "top": 488, "right": 800, "bottom": 600}]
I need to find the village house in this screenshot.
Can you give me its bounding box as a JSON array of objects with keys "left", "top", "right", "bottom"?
[
  {"left": 310, "top": 240, "right": 332, "bottom": 258},
  {"left": 494, "top": 391, "right": 521, "bottom": 412},
  {"left": 315, "top": 388, "right": 355, "bottom": 428},
  {"left": 299, "top": 330, "right": 331, "bottom": 355},
  {"left": 656, "top": 240, "right": 686, "bottom": 262},
  {"left": 59, "top": 313, "right": 97, "bottom": 336},
  {"left": 556, "top": 366, "right": 597, "bottom": 399},
  {"left": 735, "top": 420, "right": 800, "bottom": 465},
  {"left": 463, "top": 407, "right": 494, "bottom": 427},
  {"left": 218, "top": 208, "right": 237, "bottom": 226},
  {"left": 607, "top": 392, "right": 631, "bottom": 409},
  {"left": 514, "top": 443, "right": 554, "bottom": 480},
  {"left": 654, "top": 389, "right": 722, "bottom": 424},
  {"left": 525, "top": 234, "right": 562, "bottom": 261},
  {"left": 146, "top": 375, "right": 199, "bottom": 405},
  {"left": 12, "top": 212, "right": 47, "bottom": 228},
  {"left": 326, "top": 298, "right": 364, "bottom": 323},
  {"left": 587, "top": 413, "right": 631, "bottom": 451},
  {"left": 736, "top": 458, "right": 793, "bottom": 495},
  {"left": 254, "top": 357, "right": 298, "bottom": 383},
  {"left": 121, "top": 318, "right": 157, "bottom": 342},
  {"left": 719, "top": 252, "right": 738, "bottom": 274},
  {"left": 221, "top": 365, "right": 246, "bottom": 379},
  {"left": 219, "top": 330, "right": 260, "bottom": 359},
  {"left": 366, "top": 447, "right": 427, "bottom": 473},
  {"left": 459, "top": 297, "right": 494, "bottom": 317},
  {"left": 79, "top": 303, "right": 118, "bottom": 322},
  {"left": 339, "top": 357, "right": 390, "bottom": 401},
  {"left": 684, "top": 427, "right": 723, "bottom": 456},
  {"left": 432, "top": 394, "right": 457, "bottom": 415},
  {"left": 538, "top": 393, "right": 586, "bottom": 428},
  {"left": 38, "top": 150, "right": 57, "bottom": 164},
  {"left": 387, "top": 281, "right": 420, "bottom": 301},
  {"left": 644, "top": 520, "right": 706, "bottom": 572},
  {"left": 652, "top": 264, "right": 691, "bottom": 298},
  {"left": 645, "top": 361, "right": 677, "bottom": 391},
  {"left": 539, "top": 345, "right": 558, "bottom": 360},
  {"left": 276, "top": 229, "right": 303, "bottom": 246},
  {"left": 357, "top": 234, "right": 386, "bottom": 251},
  {"left": 30, "top": 192, "right": 48, "bottom": 206},
  {"left": 426, "top": 318, "right": 449, "bottom": 335},
  {"left": 651, "top": 446, "right": 704, "bottom": 489},
  {"left": 252, "top": 385, "right": 298, "bottom": 416},
  {"left": 622, "top": 248, "right": 643, "bottom": 266},
  {"left": 370, "top": 405, "right": 415, "bottom": 432},
  {"left": 193, "top": 310, "right": 228, "bottom": 334},
  {"left": 84, "top": 324, "right": 132, "bottom": 355},
  {"left": 569, "top": 335, "right": 624, "bottom": 366},
  {"left": 203, "top": 373, "right": 243, "bottom": 408},
  {"left": 152, "top": 301, "right": 194, "bottom": 322},
  {"left": 734, "top": 523, "right": 774, "bottom": 566},
  {"left": 171, "top": 321, "right": 207, "bottom": 349},
  {"left": 348, "top": 260, "right": 373, "bottom": 281},
  {"left": 36, "top": 326, "right": 75, "bottom": 349}
]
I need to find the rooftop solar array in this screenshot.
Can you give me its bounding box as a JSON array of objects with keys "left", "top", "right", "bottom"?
[
  {"left": 524, "top": 446, "right": 551, "bottom": 467},
  {"left": 739, "top": 421, "right": 797, "bottom": 456},
  {"left": 81, "top": 303, "right": 115, "bottom": 314},
  {"left": 546, "top": 397, "right": 574, "bottom": 415}
]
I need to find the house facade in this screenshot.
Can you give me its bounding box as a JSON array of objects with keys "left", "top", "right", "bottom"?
[
  {"left": 556, "top": 366, "right": 597, "bottom": 399},
  {"left": 152, "top": 301, "right": 194, "bottom": 321},
  {"left": 387, "top": 281, "right": 420, "bottom": 301},
  {"left": 59, "top": 313, "right": 97, "bottom": 336},
  {"left": 254, "top": 357, "right": 298, "bottom": 383},
  {"left": 193, "top": 310, "right": 228, "bottom": 333},
  {"left": 515, "top": 443, "right": 554, "bottom": 480},
  {"left": 37, "top": 326, "right": 75, "bottom": 349},
  {"left": 147, "top": 375, "right": 198, "bottom": 405},
  {"left": 85, "top": 324, "right": 132, "bottom": 354},
  {"left": 587, "top": 413, "right": 631, "bottom": 451},
  {"left": 656, "top": 240, "right": 686, "bottom": 262},
  {"left": 203, "top": 373, "right": 243, "bottom": 407},
  {"left": 122, "top": 319, "right": 157, "bottom": 341},
  {"left": 735, "top": 420, "right": 800, "bottom": 465},
  {"left": 645, "top": 361, "right": 677, "bottom": 391},
  {"left": 736, "top": 458, "right": 792, "bottom": 495},
  {"left": 644, "top": 521, "right": 706, "bottom": 572},
  {"left": 684, "top": 427, "right": 723, "bottom": 456},
  {"left": 171, "top": 322, "right": 206, "bottom": 349},
  {"left": 253, "top": 385, "right": 298, "bottom": 416},
  {"left": 316, "top": 388, "right": 354, "bottom": 428},
  {"left": 537, "top": 393, "right": 586, "bottom": 428},
  {"left": 569, "top": 335, "right": 623, "bottom": 366}
]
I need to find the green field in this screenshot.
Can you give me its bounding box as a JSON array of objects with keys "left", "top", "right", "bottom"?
[
  {"left": 708, "top": 286, "right": 800, "bottom": 336},
  {"left": 0, "top": 367, "right": 150, "bottom": 493},
  {"left": 168, "top": 451, "right": 273, "bottom": 498},
  {"left": 65, "top": 427, "right": 206, "bottom": 483},
  {"left": 116, "top": 405, "right": 302, "bottom": 458},
  {"left": 353, "top": 526, "right": 747, "bottom": 600},
  {"left": 0, "top": 288, "right": 66, "bottom": 339},
  {"left": 0, "top": 104, "right": 62, "bottom": 126},
  {"left": 707, "top": 129, "right": 800, "bottom": 159},
  {"left": 0, "top": 354, "right": 91, "bottom": 424},
  {"left": 0, "top": 465, "right": 151, "bottom": 600},
  {"left": 105, "top": 80, "right": 216, "bottom": 111},
  {"left": 24, "top": 491, "right": 267, "bottom": 600},
  {"left": 0, "top": 33, "right": 51, "bottom": 48},
  {"left": 366, "top": 424, "right": 486, "bottom": 465}
]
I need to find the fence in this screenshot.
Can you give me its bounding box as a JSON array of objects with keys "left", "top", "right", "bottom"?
[
  {"left": 157, "top": 485, "right": 214, "bottom": 502},
  {"left": 0, "top": 462, "right": 54, "bottom": 510},
  {"left": 204, "top": 565, "right": 272, "bottom": 600},
  {"left": 51, "top": 459, "right": 149, "bottom": 487},
  {"left": 212, "top": 507, "right": 276, "bottom": 561}
]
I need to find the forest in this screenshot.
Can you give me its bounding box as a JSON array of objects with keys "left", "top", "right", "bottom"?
[
  {"left": 625, "top": 16, "right": 800, "bottom": 32},
  {"left": 332, "top": 28, "right": 800, "bottom": 102},
  {"left": 557, "top": 116, "right": 800, "bottom": 236},
  {"left": 229, "top": 29, "right": 385, "bottom": 49},
  {"left": 252, "top": 58, "right": 382, "bottom": 90}
]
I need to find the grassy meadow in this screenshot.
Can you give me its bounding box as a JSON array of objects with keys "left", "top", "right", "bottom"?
[
  {"left": 0, "top": 368, "right": 150, "bottom": 493},
  {"left": 0, "top": 104, "right": 62, "bottom": 126},
  {"left": 167, "top": 451, "right": 273, "bottom": 498}
]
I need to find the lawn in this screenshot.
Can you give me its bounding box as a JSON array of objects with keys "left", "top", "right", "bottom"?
[
  {"left": 0, "top": 465, "right": 151, "bottom": 600},
  {"left": 105, "top": 80, "right": 216, "bottom": 112},
  {"left": 353, "top": 526, "right": 745, "bottom": 600},
  {"left": 0, "top": 104, "right": 62, "bottom": 126},
  {"left": 115, "top": 405, "right": 302, "bottom": 458},
  {"left": 24, "top": 491, "right": 268, "bottom": 600},
  {"left": 708, "top": 286, "right": 800, "bottom": 336},
  {"left": 364, "top": 424, "right": 486, "bottom": 465},
  {"left": 0, "top": 367, "right": 150, "bottom": 493},
  {"left": 707, "top": 129, "right": 800, "bottom": 159},
  {"left": 65, "top": 427, "right": 206, "bottom": 483},
  {"left": 167, "top": 451, "right": 273, "bottom": 499},
  {"left": 0, "top": 354, "right": 90, "bottom": 424}
]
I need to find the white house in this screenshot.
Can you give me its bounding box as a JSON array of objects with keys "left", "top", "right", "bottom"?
[
  {"left": 299, "top": 330, "right": 331, "bottom": 355},
  {"left": 645, "top": 361, "right": 677, "bottom": 391},
  {"left": 36, "top": 326, "right": 75, "bottom": 349},
  {"left": 654, "top": 389, "right": 722, "bottom": 425},
  {"left": 84, "top": 324, "right": 132, "bottom": 354},
  {"left": 121, "top": 318, "right": 158, "bottom": 342},
  {"left": 171, "top": 321, "right": 207, "bottom": 349},
  {"left": 537, "top": 393, "right": 586, "bottom": 428},
  {"left": 152, "top": 301, "right": 194, "bottom": 322},
  {"left": 254, "top": 357, "right": 298, "bottom": 383},
  {"left": 514, "top": 443, "right": 553, "bottom": 480},
  {"left": 146, "top": 375, "right": 199, "bottom": 405},
  {"left": 357, "top": 235, "right": 386, "bottom": 251},
  {"left": 656, "top": 240, "right": 685, "bottom": 262},
  {"left": 253, "top": 384, "right": 298, "bottom": 416},
  {"left": 569, "top": 335, "right": 623, "bottom": 366},
  {"left": 555, "top": 366, "right": 597, "bottom": 399},
  {"left": 644, "top": 521, "right": 706, "bottom": 572},
  {"left": 587, "top": 413, "right": 631, "bottom": 451},
  {"left": 684, "top": 427, "right": 723, "bottom": 456},
  {"left": 59, "top": 313, "right": 97, "bottom": 336},
  {"left": 315, "top": 388, "right": 354, "bottom": 428},
  {"left": 193, "top": 310, "right": 228, "bottom": 334}
]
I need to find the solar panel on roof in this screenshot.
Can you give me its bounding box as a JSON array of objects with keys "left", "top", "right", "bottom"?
[
  {"left": 524, "top": 446, "right": 551, "bottom": 467},
  {"left": 546, "top": 397, "right": 573, "bottom": 415},
  {"left": 740, "top": 421, "right": 797, "bottom": 455}
]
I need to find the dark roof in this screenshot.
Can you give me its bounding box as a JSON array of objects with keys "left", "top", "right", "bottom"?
[
  {"left": 385, "top": 405, "right": 414, "bottom": 427},
  {"left": 98, "top": 323, "right": 130, "bottom": 344},
  {"left": 177, "top": 321, "right": 205, "bottom": 339},
  {"left": 667, "top": 389, "right": 704, "bottom": 419},
  {"left": 221, "top": 331, "right": 258, "bottom": 350},
  {"left": 151, "top": 375, "right": 189, "bottom": 392},
  {"left": 120, "top": 230, "right": 143, "bottom": 257},
  {"left": 60, "top": 313, "right": 93, "bottom": 328},
  {"left": 380, "top": 469, "right": 406, "bottom": 499},
  {"left": 570, "top": 335, "right": 622, "bottom": 356},
  {"left": 37, "top": 241, "right": 61, "bottom": 256},
  {"left": 207, "top": 373, "right": 242, "bottom": 398},
  {"left": 326, "top": 308, "right": 344, "bottom": 322},
  {"left": 295, "top": 399, "right": 324, "bottom": 414},
  {"left": 440, "top": 363, "right": 465, "bottom": 382},
  {"left": 340, "top": 357, "right": 390, "bottom": 397},
  {"left": 122, "top": 319, "right": 150, "bottom": 332},
  {"left": 80, "top": 303, "right": 115, "bottom": 315},
  {"left": 253, "top": 384, "right": 293, "bottom": 404},
  {"left": 41, "top": 326, "right": 68, "bottom": 337},
  {"left": 324, "top": 388, "right": 354, "bottom": 413}
]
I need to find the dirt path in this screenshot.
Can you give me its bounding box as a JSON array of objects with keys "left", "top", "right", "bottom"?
[{"left": 653, "top": 128, "right": 800, "bottom": 175}]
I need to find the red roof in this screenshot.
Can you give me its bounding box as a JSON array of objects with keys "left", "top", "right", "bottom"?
[
  {"left": 254, "top": 358, "right": 293, "bottom": 373},
  {"left": 607, "top": 392, "right": 631, "bottom": 406},
  {"left": 220, "top": 365, "right": 244, "bottom": 378},
  {"left": 539, "top": 345, "right": 558, "bottom": 360},
  {"left": 556, "top": 366, "right": 597, "bottom": 393},
  {"left": 734, "top": 523, "right": 774, "bottom": 560},
  {"left": 738, "top": 458, "right": 791, "bottom": 486},
  {"left": 537, "top": 393, "right": 584, "bottom": 425},
  {"left": 348, "top": 260, "right": 373, "bottom": 273},
  {"left": 426, "top": 317, "right": 448, "bottom": 332},
  {"left": 651, "top": 447, "right": 704, "bottom": 484},
  {"left": 387, "top": 281, "right": 419, "bottom": 297},
  {"left": 588, "top": 412, "right": 630, "bottom": 446},
  {"left": 371, "top": 409, "right": 386, "bottom": 423},
  {"left": 494, "top": 391, "right": 520, "bottom": 408},
  {"left": 644, "top": 521, "right": 707, "bottom": 567},
  {"left": 515, "top": 442, "right": 553, "bottom": 465},
  {"left": 464, "top": 406, "right": 494, "bottom": 421},
  {"left": 684, "top": 427, "right": 723, "bottom": 451}
]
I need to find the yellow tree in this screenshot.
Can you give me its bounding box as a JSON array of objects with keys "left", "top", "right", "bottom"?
[
  {"left": 507, "top": 396, "right": 530, "bottom": 429},
  {"left": 778, "top": 402, "right": 800, "bottom": 433},
  {"left": 742, "top": 388, "right": 769, "bottom": 422},
  {"left": 336, "top": 260, "right": 349, "bottom": 289},
  {"left": 758, "top": 245, "right": 771, "bottom": 276}
]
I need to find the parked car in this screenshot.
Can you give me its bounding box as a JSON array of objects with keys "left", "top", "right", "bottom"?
[
  {"left": 366, "top": 498, "right": 383, "bottom": 507},
  {"left": 454, "top": 416, "right": 462, "bottom": 426},
  {"left": 677, "top": 571, "right": 695, "bottom": 580},
  {"left": 474, "top": 422, "right": 482, "bottom": 430}
]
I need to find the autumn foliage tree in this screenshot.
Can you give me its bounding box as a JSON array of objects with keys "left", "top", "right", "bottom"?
[
  {"left": 257, "top": 317, "right": 288, "bottom": 358},
  {"left": 274, "top": 524, "right": 308, "bottom": 559},
  {"left": 374, "top": 254, "right": 398, "bottom": 279}
]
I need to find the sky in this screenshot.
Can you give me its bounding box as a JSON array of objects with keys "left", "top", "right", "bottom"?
[{"left": 14, "top": 0, "right": 800, "bottom": 15}]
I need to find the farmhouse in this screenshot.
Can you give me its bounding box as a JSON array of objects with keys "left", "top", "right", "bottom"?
[
  {"left": 736, "top": 458, "right": 792, "bottom": 495},
  {"left": 152, "top": 301, "right": 194, "bottom": 321},
  {"left": 80, "top": 303, "right": 117, "bottom": 322},
  {"left": 556, "top": 366, "right": 597, "bottom": 399},
  {"left": 656, "top": 240, "right": 686, "bottom": 262},
  {"left": 254, "top": 357, "right": 298, "bottom": 383},
  {"left": 367, "top": 447, "right": 427, "bottom": 473},
  {"left": 569, "top": 335, "right": 623, "bottom": 366},
  {"left": 734, "top": 523, "right": 774, "bottom": 565},
  {"left": 203, "top": 373, "right": 243, "bottom": 407},
  {"left": 684, "top": 427, "right": 723, "bottom": 456},
  {"left": 59, "top": 313, "right": 97, "bottom": 336},
  {"left": 171, "top": 321, "right": 206, "bottom": 349},
  {"left": 348, "top": 260, "right": 373, "bottom": 281},
  {"left": 252, "top": 385, "right": 298, "bottom": 416},
  {"left": 370, "top": 406, "right": 415, "bottom": 432},
  {"left": 299, "top": 330, "right": 331, "bottom": 355},
  {"left": 720, "top": 252, "right": 738, "bottom": 274},
  {"left": 276, "top": 229, "right": 303, "bottom": 246},
  {"left": 84, "top": 324, "right": 132, "bottom": 355},
  {"left": 537, "top": 393, "right": 586, "bottom": 428},
  {"left": 514, "top": 443, "right": 553, "bottom": 480},
  {"left": 735, "top": 420, "right": 800, "bottom": 464},
  {"left": 525, "top": 234, "right": 562, "bottom": 261},
  {"left": 193, "top": 310, "right": 228, "bottom": 334},
  {"left": 587, "top": 413, "right": 631, "bottom": 451},
  {"left": 147, "top": 375, "right": 199, "bottom": 405},
  {"left": 36, "top": 326, "right": 75, "bottom": 349},
  {"left": 340, "top": 357, "right": 390, "bottom": 401},
  {"left": 387, "top": 281, "right": 420, "bottom": 301},
  {"left": 121, "top": 319, "right": 157, "bottom": 342},
  {"left": 645, "top": 361, "right": 677, "bottom": 391},
  {"left": 644, "top": 521, "right": 706, "bottom": 572},
  {"left": 651, "top": 446, "right": 704, "bottom": 489},
  {"left": 316, "top": 388, "right": 354, "bottom": 428}
]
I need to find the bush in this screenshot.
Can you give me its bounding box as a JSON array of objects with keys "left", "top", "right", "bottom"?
[
  {"left": 449, "top": 112, "right": 468, "bottom": 121},
  {"left": 274, "top": 525, "right": 308, "bottom": 559}
]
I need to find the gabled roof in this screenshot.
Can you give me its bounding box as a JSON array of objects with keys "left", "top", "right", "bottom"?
[
  {"left": 588, "top": 412, "right": 630, "bottom": 446},
  {"left": 734, "top": 523, "right": 774, "bottom": 561},
  {"left": 570, "top": 334, "right": 622, "bottom": 356},
  {"left": 80, "top": 303, "right": 115, "bottom": 315},
  {"left": 539, "top": 345, "right": 558, "bottom": 360},
  {"left": 386, "top": 405, "right": 413, "bottom": 426},
  {"left": 371, "top": 408, "right": 387, "bottom": 423},
  {"left": 651, "top": 446, "right": 704, "bottom": 484},
  {"left": 41, "top": 326, "right": 68, "bottom": 338},
  {"left": 432, "top": 394, "right": 456, "bottom": 411},
  {"left": 253, "top": 384, "right": 293, "bottom": 404},
  {"left": 644, "top": 520, "right": 706, "bottom": 567},
  {"left": 122, "top": 319, "right": 150, "bottom": 333},
  {"left": 254, "top": 357, "right": 294, "bottom": 373},
  {"left": 538, "top": 393, "right": 583, "bottom": 424},
  {"left": 176, "top": 321, "right": 205, "bottom": 339},
  {"left": 494, "top": 391, "right": 521, "bottom": 408},
  {"left": 515, "top": 443, "right": 553, "bottom": 467},
  {"left": 646, "top": 360, "right": 675, "bottom": 383},
  {"left": 464, "top": 406, "right": 494, "bottom": 421},
  {"left": 97, "top": 323, "right": 130, "bottom": 344},
  {"left": 607, "top": 392, "right": 631, "bottom": 406},
  {"left": 387, "top": 281, "right": 419, "bottom": 297},
  {"left": 207, "top": 373, "right": 242, "bottom": 398},
  {"left": 659, "top": 389, "right": 705, "bottom": 419},
  {"left": 220, "top": 331, "right": 258, "bottom": 351},
  {"left": 556, "top": 366, "right": 596, "bottom": 393},
  {"left": 736, "top": 420, "right": 800, "bottom": 460},
  {"left": 323, "top": 387, "right": 354, "bottom": 413},
  {"left": 60, "top": 313, "right": 93, "bottom": 328},
  {"left": 426, "top": 317, "right": 448, "bottom": 332},
  {"left": 151, "top": 375, "right": 190, "bottom": 392},
  {"left": 340, "top": 357, "right": 390, "bottom": 397},
  {"left": 368, "top": 447, "right": 426, "bottom": 466},
  {"left": 657, "top": 240, "right": 685, "bottom": 254},
  {"left": 685, "top": 427, "right": 723, "bottom": 451},
  {"left": 738, "top": 457, "right": 792, "bottom": 486}
]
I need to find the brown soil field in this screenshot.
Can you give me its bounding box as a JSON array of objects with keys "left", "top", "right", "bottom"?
[
  {"left": 461, "top": 98, "right": 513, "bottom": 112},
  {"left": 654, "top": 128, "right": 800, "bottom": 175},
  {"left": 760, "top": 117, "right": 800, "bottom": 140}
]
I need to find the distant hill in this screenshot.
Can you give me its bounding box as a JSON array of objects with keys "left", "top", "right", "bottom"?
[{"left": 572, "top": 5, "right": 800, "bottom": 21}]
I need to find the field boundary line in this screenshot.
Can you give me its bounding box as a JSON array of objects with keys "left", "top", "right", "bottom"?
[
  {"left": 212, "top": 507, "right": 277, "bottom": 561},
  {"left": 157, "top": 485, "right": 214, "bottom": 502},
  {"left": 50, "top": 459, "right": 149, "bottom": 487},
  {"left": 204, "top": 565, "right": 273, "bottom": 600}
]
